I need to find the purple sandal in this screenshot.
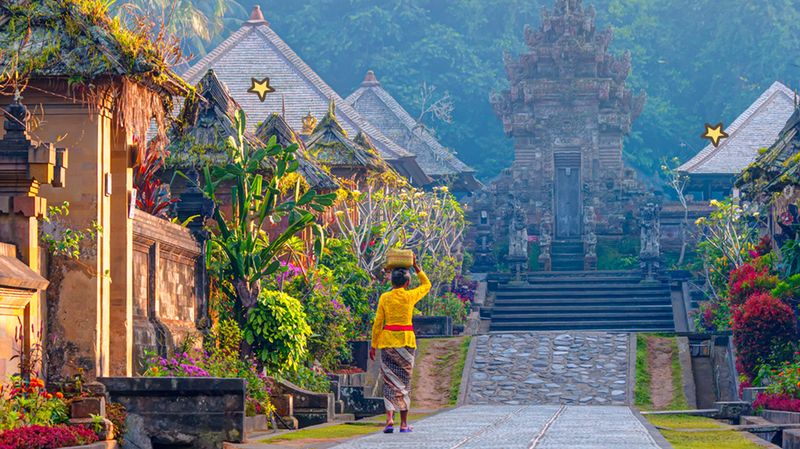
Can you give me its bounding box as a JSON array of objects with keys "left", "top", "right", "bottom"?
[
  {"left": 399, "top": 426, "right": 413, "bottom": 433},
  {"left": 383, "top": 424, "right": 394, "bottom": 434}
]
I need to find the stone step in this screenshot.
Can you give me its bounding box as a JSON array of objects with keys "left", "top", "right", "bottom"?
[
  {"left": 495, "top": 291, "right": 670, "bottom": 300},
  {"left": 492, "top": 298, "right": 671, "bottom": 313},
  {"left": 489, "top": 320, "right": 675, "bottom": 332},
  {"left": 521, "top": 274, "right": 644, "bottom": 283},
  {"left": 495, "top": 283, "right": 670, "bottom": 298},
  {"left": 491, "top": 311, "right": 674, "bottom": 322},
  {"left": 491, "top": 304, "right": 673, "bottom": 313},
  {"left": 551, "top": 247, "right": 583, "bottom": 255},
  {"left": 333, "top": 413, "right": 356, "bottom": 422}
]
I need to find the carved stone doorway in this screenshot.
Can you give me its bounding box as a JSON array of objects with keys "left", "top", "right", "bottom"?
[{"left": 554, "top": 152, "right": 582, "bottom": 239}]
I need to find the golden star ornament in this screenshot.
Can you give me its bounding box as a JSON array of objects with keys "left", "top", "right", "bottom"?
[
  {"left": 248, "top": 77, "right": 275, "bottom": 101},
  {"left": 701, "top": 122, "right": 729, "bottom": 147}
]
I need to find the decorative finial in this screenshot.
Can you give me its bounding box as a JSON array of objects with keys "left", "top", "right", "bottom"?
[
  {"left": 327, "top": 99, "right": 336, "bottom": 118},
  {"left": 301, "top": 112, "right": 317, "bottom": 135},
  {"left": 361, "top": 70, "right": 380, "bottom": 87},
  {"left": 246, "top": 5, "right": 269, "bottom": 25}
]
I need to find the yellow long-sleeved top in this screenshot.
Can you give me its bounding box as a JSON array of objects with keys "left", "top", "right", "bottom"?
[{"left": 370, "top": 270, "right": 431, "bottom": 349}]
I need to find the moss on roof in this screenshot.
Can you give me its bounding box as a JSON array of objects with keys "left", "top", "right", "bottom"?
[{"left": 0, "top": 0, "right": 188, "bottom": 93}]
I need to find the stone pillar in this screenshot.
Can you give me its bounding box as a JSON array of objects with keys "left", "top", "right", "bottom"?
[
  {"left": 0, "top": 96, "right": 66, "bottom": 378},
  {"left": 108, "top": 129, "right": 135, "bottom": 376},
  {"left": 12, "top": 91, "right": 118, "bottom": 382}
]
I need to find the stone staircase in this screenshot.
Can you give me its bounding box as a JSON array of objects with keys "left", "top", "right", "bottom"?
[
  {"left": 551, "top": 240, "right": 584, "bottom": 271},
  {"left": 488, "top": 271, "right": 675, "bottom": 332}
]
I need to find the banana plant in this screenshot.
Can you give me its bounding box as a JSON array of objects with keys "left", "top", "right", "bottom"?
[{"left": 203, "top": 110, "right": 335, "bottom": 319}]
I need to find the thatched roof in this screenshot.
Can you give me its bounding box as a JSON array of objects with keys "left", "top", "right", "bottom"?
[
  {"left": 0, "top": 0, "right": 189, "bottom": 95},
  {"left": 738, "top": 107, "right": 800, "bottom": 196}
]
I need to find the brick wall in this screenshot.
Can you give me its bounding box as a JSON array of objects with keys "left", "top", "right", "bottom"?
[{"left": 131, "top": 210, "right": 205, "bottom": 373}]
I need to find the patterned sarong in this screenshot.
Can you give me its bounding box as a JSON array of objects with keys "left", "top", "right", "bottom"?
[{"left": 380, "top": 346, "right": 415, "bottom": 411}]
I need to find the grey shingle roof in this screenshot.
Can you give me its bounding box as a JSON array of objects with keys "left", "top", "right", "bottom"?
[
  {"left": 181, "top": 6, "right": 431, "bottom": 185},
  {"left": 346, "top": 71, "right": 477, "bottom": 180},
  {"left": 678, "top": 81, "right": 796, "bottom": 175}
]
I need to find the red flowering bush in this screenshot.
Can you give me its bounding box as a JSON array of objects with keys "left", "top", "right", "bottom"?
[
  {"left": 728, "top": 259, "right": 778, "bottom": 306},
  {"left": 733, "top": 293, "right": 797, "bottom": 377},
  {"left": 0, "top": 376, "right": 68, "bottom": 431},
  {"left": 0, "top": 425, "right": 97, "bottom": 449},
  {"left": 753, "top": 392, "right": 800, "bottom": 412}
]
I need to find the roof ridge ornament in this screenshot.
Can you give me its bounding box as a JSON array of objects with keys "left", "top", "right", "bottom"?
[
  {"left": 246, "top": 5, "right": 269, "bottom": 26},
  {"left": 361, "top": 70, "right": 380, "bottom": 87}
]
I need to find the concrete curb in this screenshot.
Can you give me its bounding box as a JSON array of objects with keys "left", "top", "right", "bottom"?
[
  {"left": 457, "top": 335, "right": 479, "bottom": 406},
  {"left": 627, "top": 333, "right": 637, "bottom": 406},
  {"left": 631, "top": 407, "right": 674, "bottom": 449},
  {"left": 676, "top": 336, "right": 697, "bottom": 408}
]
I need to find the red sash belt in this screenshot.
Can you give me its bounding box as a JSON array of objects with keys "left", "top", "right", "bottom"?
[{"left": 384, "top": 324, "right": 414, "bottom": 332}]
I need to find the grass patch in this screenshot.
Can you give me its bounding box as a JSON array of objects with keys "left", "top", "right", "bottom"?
[
  {"left": 645, "top": 414, "right": 724, "bottom": 430},
  {"left": 262, "top": 413, "right": 435, "bottom": 443},
  {"left": 645, "top": 415, "right": 764, "bottom": 449},
  {"left": 635, "top": 333, "right": 653, "bottom": 409},
  {"left": 449, "top": 336, "right": 472, "bottom": 405},
  {"left": 411, "top": 337, "right": 432, "bottom": 394},
  {"left": 260, "top": 422, "right": 383, "bottom": 443},
  {"left": 657, "top": 430, "right": 767, "bottom": 449}
]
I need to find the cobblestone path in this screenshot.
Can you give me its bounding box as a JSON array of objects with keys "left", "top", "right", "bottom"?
[
  {"left": 466, "top": 332, "right": 630, "bottom": 405},
  {"left": 330, "top": 405, "right": 662, "bottom": 449}
]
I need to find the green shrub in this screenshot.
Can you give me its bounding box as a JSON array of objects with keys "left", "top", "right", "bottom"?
[{"left": 245, "top": 290, "right": 311, "bottom": 374}]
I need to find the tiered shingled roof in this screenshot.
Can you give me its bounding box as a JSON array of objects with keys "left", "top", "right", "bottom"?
[
  {"left": 679, "top": 82, "right": 796, "bottom": 176},
  {"left": 181, "top": 6, "right": 430, "bottom": 186},
  {"left": 346, "top": 71, "right": 480, "bottom": 191},
  {"left": 168, "top": 70, "right": 337, "bottom": 191}
]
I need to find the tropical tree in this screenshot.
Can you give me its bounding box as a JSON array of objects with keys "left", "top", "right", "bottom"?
[
  {"left": 335, "top": 182, "right": 466, "bottom": 299},
  {"left": 117, "top": 0, "right": 244, "bottom": 56},
  {"left": 695, "top": 199, "right": 763, "bottom": 300},
  {"left": 661, "top": 157, "right": 690, "bottom": 265},
  {"left": 203, "top": 111, "right": 335, "bottom": 323}
]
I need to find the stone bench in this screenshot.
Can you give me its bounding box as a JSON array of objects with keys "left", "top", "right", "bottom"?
[{"left": 268, "top": 378, "right": 334, "bottom": 428}]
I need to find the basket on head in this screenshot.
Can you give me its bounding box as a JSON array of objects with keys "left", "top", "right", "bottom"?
[{"left": 385, "top": 248, "right": 414, "bottom": 269}]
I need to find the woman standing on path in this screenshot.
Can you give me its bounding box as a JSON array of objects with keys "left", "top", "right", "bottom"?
[{"left": 369, "top": 255, "right": 431, "bottom": 434}]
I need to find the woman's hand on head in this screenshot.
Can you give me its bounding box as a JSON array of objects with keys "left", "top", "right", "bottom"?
[{"left": 412, "top": 255, "right": 421, "bottom": 273}]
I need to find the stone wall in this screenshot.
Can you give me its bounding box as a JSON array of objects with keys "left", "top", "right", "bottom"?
[
  {"left": 99, "top": 377, "right": 245, "bottom": 449},
  {"left": 131, "top": 210, "right": 206, "bottom": 373}
]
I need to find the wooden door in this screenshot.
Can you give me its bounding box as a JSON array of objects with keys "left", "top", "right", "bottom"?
[{"left": 554, "top": 153, "right": 582, "bottom": 239}]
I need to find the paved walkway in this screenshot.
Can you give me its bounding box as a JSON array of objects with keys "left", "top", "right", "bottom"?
[
  {"left": 466, "top": 332, "right": 631, "bottom": 405},
  {"left": 331, "top": 332, "right": 666, "bottom": 448},
  {"left": 330, "top": 405, "right": 663, "bottom": 449}
]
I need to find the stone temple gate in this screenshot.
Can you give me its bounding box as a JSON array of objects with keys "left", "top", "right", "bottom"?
[{"left": 470, "top": 0, "right": 647, "bottom": 272}]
